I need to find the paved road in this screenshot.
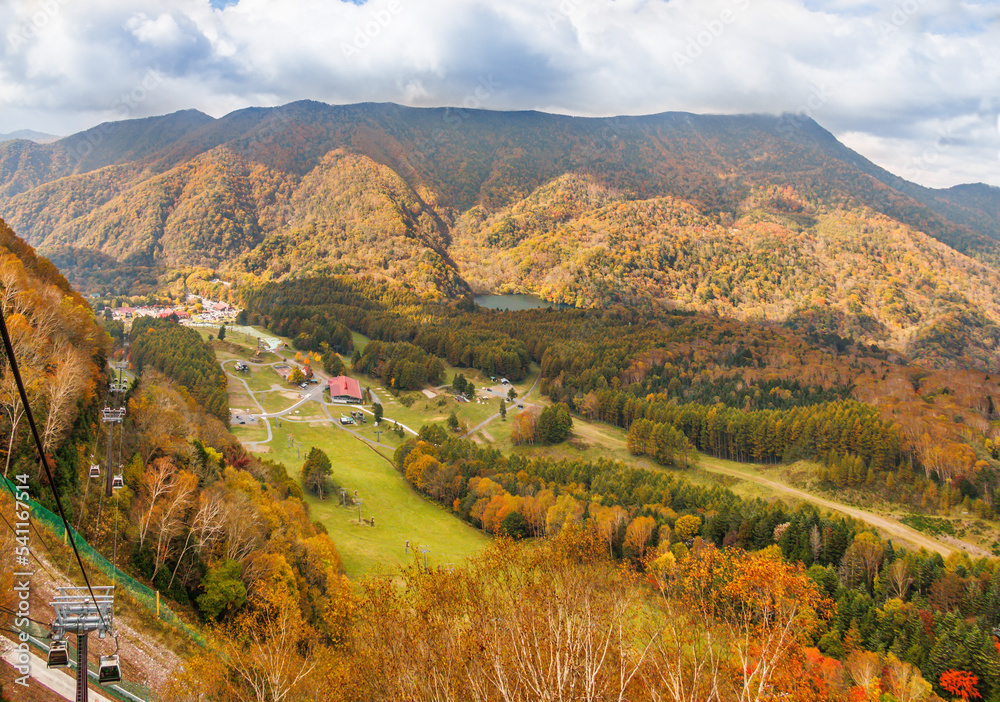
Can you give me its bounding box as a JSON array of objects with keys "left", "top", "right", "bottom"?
[
  {"left": 1, "top": 644, "right": 113, "bottom": 702},
  {"left": 221, "top": 351, "right": 417, "bottom": 452},
  {"left": 462, "top": 373, "right": 542, "bottom": 439},
  {"left": 223, "top": 361, "right": 272, "bottom": 444},
  {"left": 319, "top": 398, "right": 412, "bottom": 450}
]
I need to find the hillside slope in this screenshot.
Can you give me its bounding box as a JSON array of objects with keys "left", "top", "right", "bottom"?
[{"left": 1, "top": 102, "right": 999, "bottom": 363}]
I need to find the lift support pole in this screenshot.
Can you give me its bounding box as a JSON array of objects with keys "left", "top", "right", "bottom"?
[
  {"left": 75, "top": 632, "right": 88, "bottom": 702},
  {"left": 50, "top": 586, "right": 115, "bottom": 702},
  {"left": 103, "top": 361, "right": 128, "bottom": 497},
  {"left": 100, "top": 408, "right": 124, "bottom": 497}
]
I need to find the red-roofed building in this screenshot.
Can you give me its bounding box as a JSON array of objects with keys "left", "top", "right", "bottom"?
[{"left": 328, "top": 376, "right": 363, "bottom": 403}]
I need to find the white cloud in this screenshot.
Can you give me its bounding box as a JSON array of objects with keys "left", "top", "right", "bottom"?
[
  {"left": 125, "top": 13, "right": 184, "bottom": 44},
  {"left": 0, "top": 0, "right": 996, "bottom": 187}
]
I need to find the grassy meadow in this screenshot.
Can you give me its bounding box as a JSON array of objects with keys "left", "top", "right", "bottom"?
[{"left": 216, "top": 326, "right": 491, "bottom": 578}]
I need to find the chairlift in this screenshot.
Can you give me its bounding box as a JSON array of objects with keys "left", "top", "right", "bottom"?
[
  {"left": 111, "top": 474, "right": 124, "bottom": 490},
  {"left": 89, "top": 463, "right": 101, "bottom": 479},
  {"left": 47, "top": 639, "right": 69, "bottom": 668},
  {"left": 98, "top": 654, "right": 122, "bottom": 684}
]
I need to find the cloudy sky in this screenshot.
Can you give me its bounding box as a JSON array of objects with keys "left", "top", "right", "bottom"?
[{"left": 2, "top": 0, "right": 998, "bottom": 189}]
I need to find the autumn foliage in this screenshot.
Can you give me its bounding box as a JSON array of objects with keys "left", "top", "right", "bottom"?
[{"left": 940, "top": 669, "right": 981, "bottom": 700}]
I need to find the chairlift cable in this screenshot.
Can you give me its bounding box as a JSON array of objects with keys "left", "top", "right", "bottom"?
[
  {"left": 112, "top": 490, "right": 119, "bottom": 594},
  {"left": 0, "top": 481, "right": 63, "bottom": 580},
  {"left": 0, "top": 603, "right": 57, "bottom": 628},
  {"left": 0, "top": 306, "right": 110, "bottom": 632},
  {"left": 0, "top": 465, "right": 76, "bottom": 581},
  {"left": 75, "top": 445, "right": 98, "bottom": 533}
]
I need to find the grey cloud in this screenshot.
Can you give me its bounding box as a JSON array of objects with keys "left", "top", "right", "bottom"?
[{"left": 0, "top": 0, "right": 997, "bottom": 186}]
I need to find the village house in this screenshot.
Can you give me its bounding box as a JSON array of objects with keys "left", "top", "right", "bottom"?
[{"left": 328, "top": 375, "right": 363, "bottom": 403}]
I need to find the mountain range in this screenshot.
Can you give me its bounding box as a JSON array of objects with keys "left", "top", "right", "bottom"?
[
  {"left": 0, "top": 129, "right": 61, "bottom": 144},
  {"left": 1, "top": 100, "right": 999, "bottom": 369}
]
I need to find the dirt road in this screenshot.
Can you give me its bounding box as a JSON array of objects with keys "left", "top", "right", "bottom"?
[{"left": 699, "top": 458, "right": 954, "bottom": 556}]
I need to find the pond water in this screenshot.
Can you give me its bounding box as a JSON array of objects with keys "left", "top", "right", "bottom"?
[{"left": 474, "top": 294, "right": 566, "bottom": 311}]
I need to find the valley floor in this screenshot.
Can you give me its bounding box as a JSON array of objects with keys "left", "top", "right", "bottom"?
[{"left": 214, "top": 326, "right": 994, "bottom": 575}]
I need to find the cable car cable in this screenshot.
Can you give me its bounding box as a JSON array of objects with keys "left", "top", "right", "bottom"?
[
  {"left": 0, "top": 307, "right": 109, "bottom": 632},
  {"left": 0, "top": 507, "right": 60, "bottom": 580}
]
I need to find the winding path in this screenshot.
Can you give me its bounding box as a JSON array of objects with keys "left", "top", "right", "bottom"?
[
  {"left": 697, "top": 458, "right": 957, "bottom": 556},
  {"left": 221, "top": 352, "right": 417, "bottom": 453},
  {"left": 221, "top": 349, "right": 972, "bottom": 557},
  {"left": 223, "top": 362, "right": 272, "bottom": 444},
  {"left": 450, "top": 370, "right": 965, "bottom": 557},
  {"left": 462, "top": 372, "right": 542, "bottom": 439}
]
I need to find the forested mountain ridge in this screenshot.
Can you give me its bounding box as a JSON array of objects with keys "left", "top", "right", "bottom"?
[
  {"left": 2, "top": 101, "right": 999, "bottom": 361},
  {"left": 0, "top": 225, "right": 354, "bottom": 699},
  {"left": 0, "top": 217, "right": 109, "bottom": 491},
  {"left": 453, "top": 175, "right": 1000, "bottom": 370}
]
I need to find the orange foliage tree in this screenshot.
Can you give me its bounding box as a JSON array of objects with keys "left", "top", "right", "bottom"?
[
  {"left": 648, "top": 544, "right": 832, "bottom": 702},
  {"left": 940, "top": 669, "right": 981, "bottom": 700}
]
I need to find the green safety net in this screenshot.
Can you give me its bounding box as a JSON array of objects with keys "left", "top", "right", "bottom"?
[{"left": 3, "top": 474, "right": 205, "bottom": 699}]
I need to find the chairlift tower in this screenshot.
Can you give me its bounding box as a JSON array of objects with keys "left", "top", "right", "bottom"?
[
  {"left": 100, "top": 408, "right": 125, "bottom": 497},
  {"left": 109, "top": 361, "right": 128, "bottom": 400},
  {"left": 49, "top": 586, "right": 119, "bottom": 702}
]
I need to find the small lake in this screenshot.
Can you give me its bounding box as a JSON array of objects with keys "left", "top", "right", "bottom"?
[{"left": 474, "top": 294, "right": 567, "bottom": 311}]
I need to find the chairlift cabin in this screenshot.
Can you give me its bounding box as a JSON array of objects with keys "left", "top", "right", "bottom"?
[
  {"left": 89, "top": 463, "right": 100, "bottom": 478},
  {"left": 98, "top": 654, "right": 122, "bottom": 684},
  {"left": 111, "top": 475, "right": 124, "bottom": 490},
  {"left": 47, "top": 640, "right": 69, "bottom": 668}
]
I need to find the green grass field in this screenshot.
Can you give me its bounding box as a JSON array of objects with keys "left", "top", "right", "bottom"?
[
  {"left": 230, "top": 422, "right": 268, "bottom": 443},
  {"left": 374, "top": 390, "right": 497, "bottom": 434},
  {"left": 256, "top": 390, "right": 301, "bottom": 414},
  {"left": 369, "top": 362, "right": 541, "bottom": 437},
  {"left": 350, "top": 331, "right": 369, "bottom": 352},
  {"left": 232, "top": 364, "right": 286, "bottom": 393},
  {"left": 223, "top": 326, "right": 813, "bottom": 576},
  {"left": 340, "top": 418, "right": 408, "bottom": 451},
  {"left": 255, "top": 422, "right": 490, "bottom": 577}
]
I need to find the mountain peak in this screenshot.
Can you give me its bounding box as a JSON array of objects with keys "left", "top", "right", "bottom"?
[{"left": 0, "top": 129, "right": 61, "bottom": 144}]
